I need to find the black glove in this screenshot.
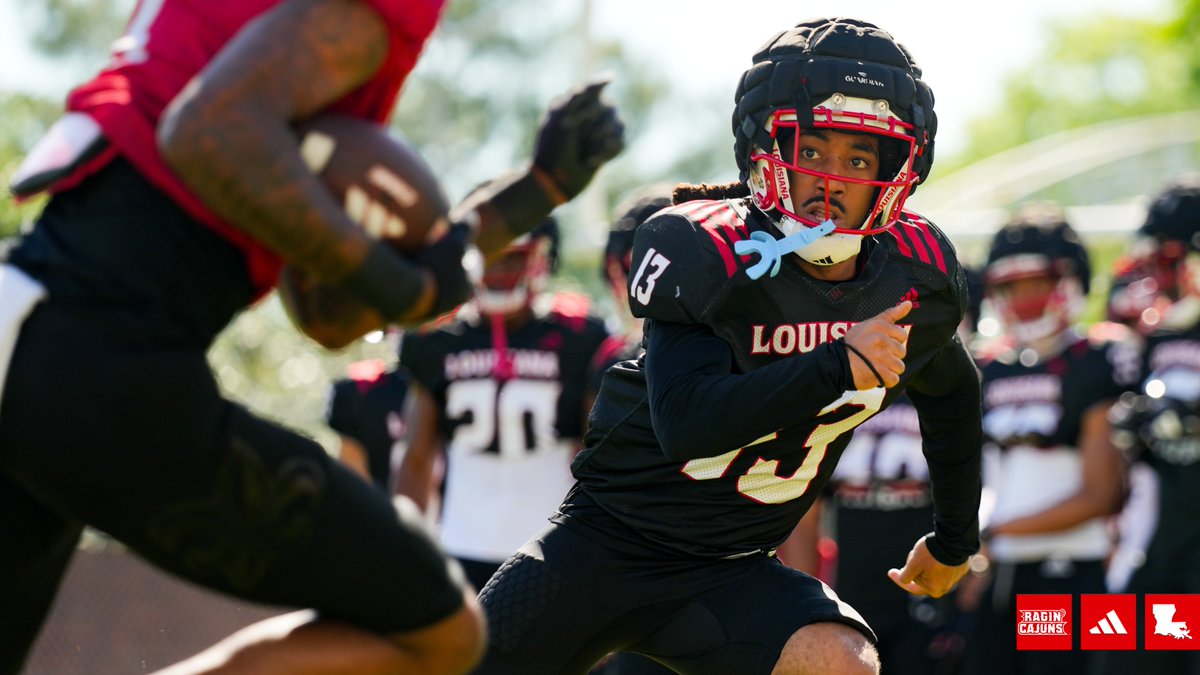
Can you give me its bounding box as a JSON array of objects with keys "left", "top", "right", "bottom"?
[
  {"left": 533, "top": 78, "right": 625, "bottom": 201},
  {"left": 416, "top": 222, "right": 478, "bottom": 316}
]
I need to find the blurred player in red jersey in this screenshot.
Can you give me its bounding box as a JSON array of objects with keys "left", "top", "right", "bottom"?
[
  {"left": 397, "top": 217, "right": 613, "bottom": 591},
  {"left": 0, "top": 1, "right": 623, "bottom": 673}
]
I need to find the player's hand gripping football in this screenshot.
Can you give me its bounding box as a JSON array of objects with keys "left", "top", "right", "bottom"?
[
  {"left": 842, "top": 301, "right": 911, "bottom": 389},
  {"left": 888, "top": 535, "right": 970, "bottom": 598},
  {"left": 532, "top": 77, "right": 625, "bottom": 201}
]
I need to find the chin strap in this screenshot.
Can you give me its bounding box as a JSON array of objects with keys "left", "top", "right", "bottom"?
[{"left": 734, "top": 220, "right": 836, "bottom": 280}]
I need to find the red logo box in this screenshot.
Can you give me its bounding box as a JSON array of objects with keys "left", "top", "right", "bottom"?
[
  {"left": 1145, "top": 594, "right": 1200, "bottom": 650},
  {"left": 1016, "top": 594, "right": 1072, "bottom": 651},
  {"left": 1080, "top": 594, "right": 1136, "bottom": 650}
]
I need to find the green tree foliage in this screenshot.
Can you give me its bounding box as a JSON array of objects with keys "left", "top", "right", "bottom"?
[
  {"left": 0, "top": 93, "right": 59, "bottom": 238},
  {"left": 946, "top": 0, "right": 1200, "bottom": 173},
  {"left": 18, "top": 0, "right": 131, "bottom": 62}
]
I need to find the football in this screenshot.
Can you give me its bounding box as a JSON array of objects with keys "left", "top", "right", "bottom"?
[
  {"left": 296, "top": 113, "right": 451, "bottom": 251},
  {"left": 279, "top": 114, "right": 451, "bottom": 347}
]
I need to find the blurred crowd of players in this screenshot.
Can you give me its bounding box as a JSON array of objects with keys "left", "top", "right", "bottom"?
[{"left": 326, "top": 174, "right": 1200, "bottom": 674}]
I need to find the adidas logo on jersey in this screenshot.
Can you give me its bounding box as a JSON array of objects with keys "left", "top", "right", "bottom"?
[{"left": 900, "top": 287, "right": 920, "bottom": 308}]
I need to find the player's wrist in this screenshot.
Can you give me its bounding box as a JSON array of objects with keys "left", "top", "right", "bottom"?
[
  {"left": 826, "top": 340, "right": 856, "bottom": 392},
  {"left": 342, "top": 241, "right": 427, "bottom": 322},
  {"left": 530, "top": 163, "right": 570, "bottom": 206},
  {"left": 923, "top": 530, "right": 977, "bottom": 567},
  {"left": 487, "top": 168, "right": 560, "bottom": 239}
]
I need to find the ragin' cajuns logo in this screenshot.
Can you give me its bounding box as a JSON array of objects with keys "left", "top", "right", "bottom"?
[
  {"left": 1018, "top": 609, "right": 1069, "bottom": 636},
  {"left": 750, "top": 321, "right": 911, "bottom": 356}
]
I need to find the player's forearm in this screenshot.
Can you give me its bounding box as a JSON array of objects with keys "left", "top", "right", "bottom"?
[
  {"left": 160, "top": 103, "right": 373, "bottom": 280},
  {"left": 989, "top": 493, "right": 1111, "bottom": 538},
  {"left": 908, "top": 345, "right": 983, "bottom": 565},
  {"left": 450, "top": 168, "right": 560, "bottom": 262},
  {"left": 395, "top": 459, "right": 436, "bottom": 512},
  {"left": 646, "top": 320, "right": 852, "bottom": 460}
]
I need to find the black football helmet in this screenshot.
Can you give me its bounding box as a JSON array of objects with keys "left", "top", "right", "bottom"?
[
  {"left": 732, "top": 17, "right": 936, "bottom": 265},
  {"left": 603, "top": 184, "right": 673, "bottom": 288},
  {"left": 984, "top": 203, "right": 1091, "bottom": 343},
  {"left": 1106, "top": 255, "right": 1170, "bottom": 334},
  {"left": 1131, "top": 175, "right": 1200, "bottom": 306}
]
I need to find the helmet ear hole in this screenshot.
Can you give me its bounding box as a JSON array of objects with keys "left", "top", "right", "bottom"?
[{"left": 877, "top": 138, "right": 904, "bottom": 182}]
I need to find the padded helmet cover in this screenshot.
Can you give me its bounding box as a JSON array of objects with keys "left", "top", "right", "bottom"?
[{"left": 732, "top": 17, "right": 936, "bottom": 188}]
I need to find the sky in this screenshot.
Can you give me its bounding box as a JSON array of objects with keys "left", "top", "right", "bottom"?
[
  {"left": 0, "top": 0, "right": 1171, "bottom": 161},
  {"left": 591, "top": 0, "right": 1171, "bottom": 158}
]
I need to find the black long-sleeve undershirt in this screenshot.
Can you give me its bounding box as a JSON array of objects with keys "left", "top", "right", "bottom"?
[
  {"left": 644, "top": 318, "right": 853, "bottom": 461},
  {"left": 907, "top": 335, "right": 983, "bottom": 566},
  {"left": 644, "top": 318, "right": 982, "bottom": 565}
]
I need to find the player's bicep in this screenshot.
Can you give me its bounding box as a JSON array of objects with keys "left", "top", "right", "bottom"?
[{"left": 188, "top": 0, "right": 389, "bottom": 121}]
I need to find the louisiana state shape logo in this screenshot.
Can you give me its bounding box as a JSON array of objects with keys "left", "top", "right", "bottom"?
[{"left": 1145, "top": 594, "right": 1200, "bottom": 651}]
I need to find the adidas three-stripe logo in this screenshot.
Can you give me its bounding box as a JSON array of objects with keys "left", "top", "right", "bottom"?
[{"left": 1090, "top": 610, "right": 1129, "bottom": 635}]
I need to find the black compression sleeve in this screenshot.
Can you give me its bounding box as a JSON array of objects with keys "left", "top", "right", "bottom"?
[
  {"left": 342, "top": 241, "right": 427, "bottom": 321},
  {"left": 907, "top": 336, "right": 983, "bottom": 566},
  {"left": 645, "top": 319, "right": 853, "bottom": 461},
  {"left": 478, "top": 169, "right": 559, "bottom": 239}
]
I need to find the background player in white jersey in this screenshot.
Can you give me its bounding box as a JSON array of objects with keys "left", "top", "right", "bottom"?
[
  {"left": 971, "top": 206, "right": 1133, "bottom": 674},
  {"left": 397, "top": 217, "right": 612, "bottom": 591}
]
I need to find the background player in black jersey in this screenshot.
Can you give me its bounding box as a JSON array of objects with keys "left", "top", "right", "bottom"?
[
  {"left": 0, "top": 0, "right": 623, "bottom": 672},
  {"left": 586, "top": 184, "right": 675, "bottom": 411},
  {"left": 1101, "top": 175, "right": 1200, "bottom": 674},
  {"left": 325, "top": 353, "right": 411, "bottom": 491},
  {"left": 969, "top": 206, "right": 1132, "bottom": 674},
  {"left": 478, "top": 17, "right": 982, "bottom": 675},
  {"left": 397, "top": 217, "right": 612, "bottom": 592}
]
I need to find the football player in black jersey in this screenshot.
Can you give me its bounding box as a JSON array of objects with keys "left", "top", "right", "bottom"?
[
  {"left": 325, "top": 354, "right": 411, "bottom": 491},
  {"left": 1100, "top": 175, "right": 1200, "bottom": 673},
  {"left": 970, "top": 206, "right": 1133, "bottom": 674},
  {"left": 477, "top": 18, "right": 982, "bottom": 675},
  {"left": 397, "top": 218, "right": 612, "bottom": 592}
]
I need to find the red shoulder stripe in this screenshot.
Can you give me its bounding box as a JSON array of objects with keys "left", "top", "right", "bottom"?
[
  {"left": 677, "top": 201, "right": 749, "bottom": 278},
  {"left": 908, "top": 216, "right": 947, "bottom": 274},
  {"left": 899, "top": 223, "right": 932, "bottom": 266},
  {"left": 888, "top": 227, "right": 913, "bottom": 258}
]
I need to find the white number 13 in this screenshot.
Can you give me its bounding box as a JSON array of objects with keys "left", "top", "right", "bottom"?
[{"left": 630, "top": 247, "right": 671, "bottom": 306}]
